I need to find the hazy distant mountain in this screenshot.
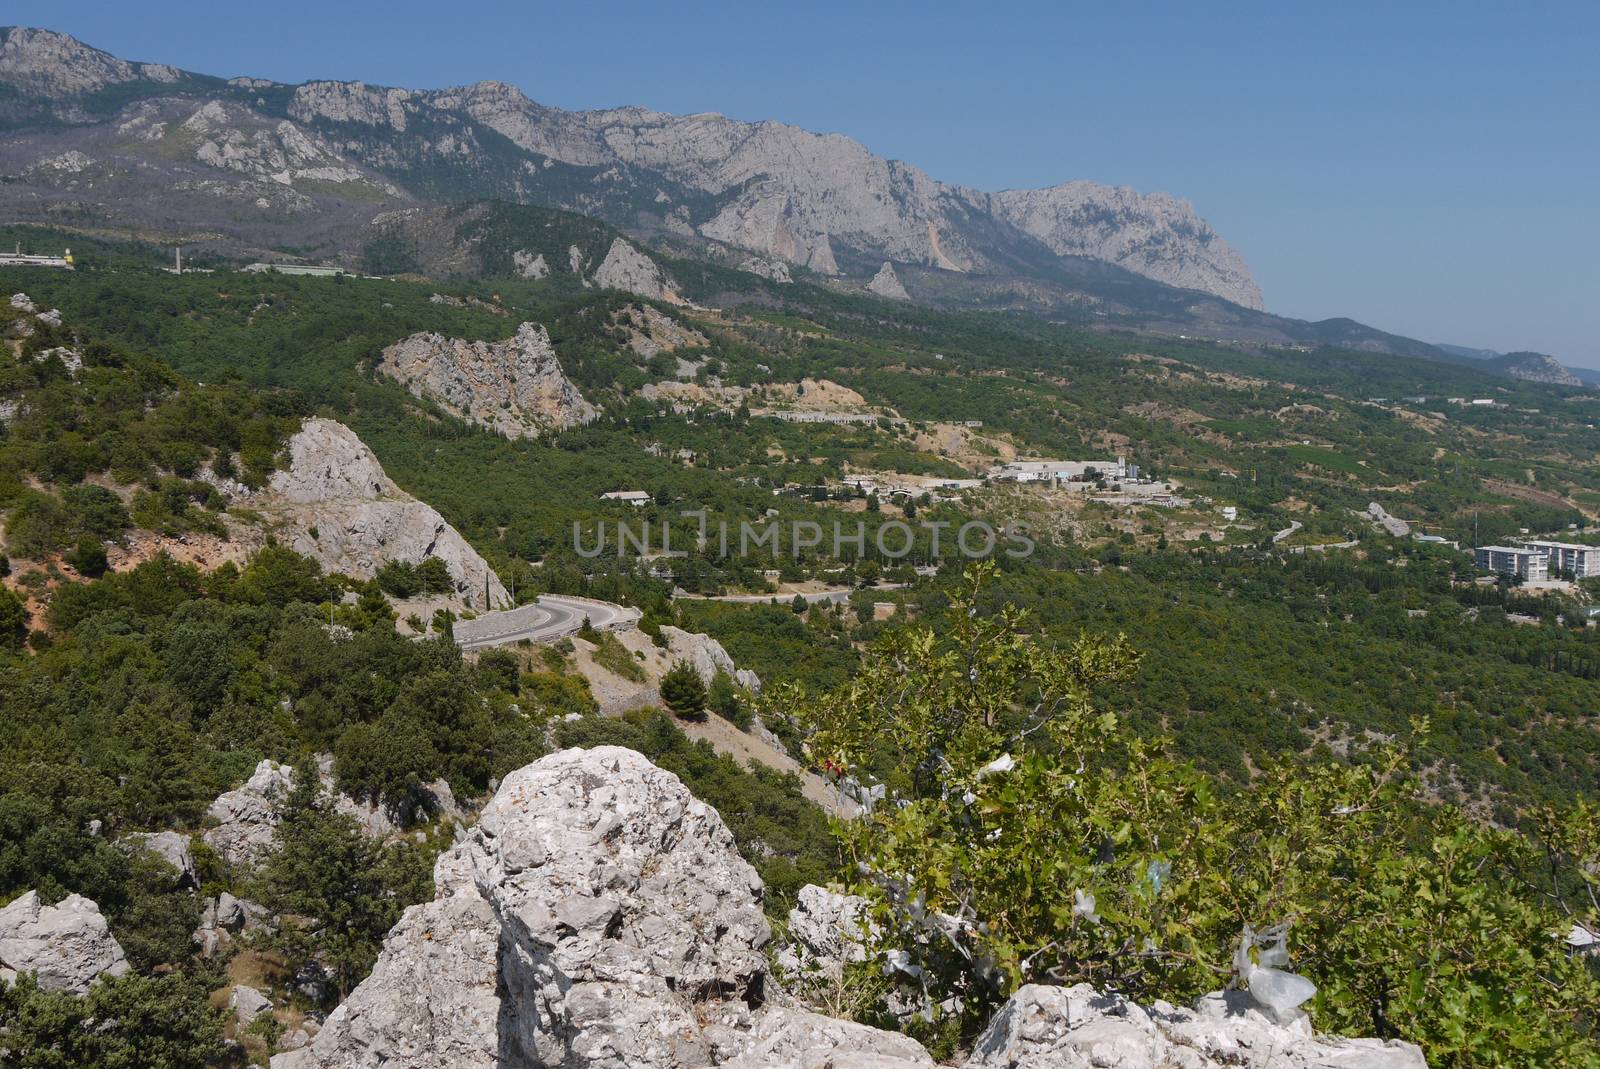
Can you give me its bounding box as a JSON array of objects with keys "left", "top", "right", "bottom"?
[
  {"left": 1436, "top": 343, "right": 1582, "bottom": 386},
  {"left": 0, "top": 26, "right": 1262, "bottom": 307}
]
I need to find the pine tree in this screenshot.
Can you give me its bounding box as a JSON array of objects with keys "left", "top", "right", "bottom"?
[{"left": 659, "top": 660, "right": 708, "bottom": 720}]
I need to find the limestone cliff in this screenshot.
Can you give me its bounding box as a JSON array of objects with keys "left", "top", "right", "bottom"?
[
  {"left": 254, "top": 418, "right": 508, "bottom": 609},
  {"left": 378, "top": 322, "right": 597, "bottom": 438},
  {"left": 0, "top": 28, "right": 1265, "bottom": 309},
  {"left": 591, "top": 237, "right": 675, "bottom": 301}
]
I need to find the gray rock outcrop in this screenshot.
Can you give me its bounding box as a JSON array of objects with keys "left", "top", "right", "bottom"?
[
  {"left": 257, "top": 418, "right": 508, "bottom": 609},
  {"left": 0, "top": 891, "right": 129, "bottom": 994},
  {"left": 231, "top": 983, "right": 274, "bottom": 1026},
  {"left": 776, "top": 884, "right": 871, "bottom": 978},
  {"left": 278, "top": 746, "right": 773, "bottom": 1069},
  {"left": 613, "top": 303, "right": 707, "bottom": 359},
  {"left": 1492, "top": 351, "right": 1582, "bottom": 386},
  {"left": 661, "top": 625, "right": 761, "bottom": 691},
  {"left": 204, "top": 758, "right": 294, "bottom": 869},
  {"left": 967, "top": 984, "right": 1427, "bottom": 1069},
  {"left": 120, "top": 830, "right": 197, "bottom": 888},
  {"left": 378, "top": 322, "right": 597, "bottom": 439},
  {"left": 720, "top": 1008, "right": 934, "bottom": 1068},
  {"left": 591, "top": 238, "right": 674, "bottom": 301},
  {"left": 738, "top": 256, "right": 793, "bottom": 283},
  {"left": 868, "top": 261, "right": 911, "bottom": 300}
]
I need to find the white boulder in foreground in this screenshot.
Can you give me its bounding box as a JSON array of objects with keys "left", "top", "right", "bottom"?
[{"left": 274, "top": 746, "right": 1428, "bottom": 1068}]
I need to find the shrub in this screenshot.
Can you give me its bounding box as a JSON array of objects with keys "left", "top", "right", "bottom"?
[{"left": 793, "top": 566, "right": 1600, "bottom": 1065}]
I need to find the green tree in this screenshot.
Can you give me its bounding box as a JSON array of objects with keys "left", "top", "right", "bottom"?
[
  {"left": 792, "top": 566, "right": 1600, "bottom": 1065},
  {"left": 66, "top": 535, "right": 109, "bottom": 579},
  {"left": 660, "top": 661, "right": 708, "bottom": 720},
  {"left": 0, "top": 587, "right": 27, "bottom": 649},
  {"left": 707, "top": 669, "right": 749, "bottom": 728},
  {"left": 255, "top": 775, "right": 430, "bottom": 1000},
  {"left": 0, "top": 971, "right": 226, "bottom": 1069}
]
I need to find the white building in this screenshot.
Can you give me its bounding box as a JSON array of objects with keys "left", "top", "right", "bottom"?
[
  {"left": 990, "top": 456, "right": 1136, "bottom": 484},
  {"left": 1475, "top": 545, "right": 1548, "bottom": 581},
  {"left": 1518, "top": 540, "right": 1600, "bottom": 578},
  {"left": 0, "top": 245, "right": 73, "bottom": 270},
  {"left": 600, "top": 490, "right": 651, "bottom": 506}
]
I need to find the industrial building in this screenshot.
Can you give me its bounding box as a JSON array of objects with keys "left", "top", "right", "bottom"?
[
  {"left": 1517, "top": 540, "right": 1600, "bottom": 578},
  {"left": 1474, "top": 545, "right": 1549, "bottom": 582},
  {"left": 0, "top": 244, "right": 73, "bottom": 270}
]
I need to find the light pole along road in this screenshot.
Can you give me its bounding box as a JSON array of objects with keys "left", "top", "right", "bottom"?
[{"left": 452, "top": 595, "right": 640, "bottom": 651}]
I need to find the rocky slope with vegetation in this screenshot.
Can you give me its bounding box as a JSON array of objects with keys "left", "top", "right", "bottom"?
[
  {"left": 378, "top": 322, "right": 597, "bottom": 438},
  {"left": 0, "top": 27, "right": 1260, "bottom": 307},
  {"left": 252, "top": 417, "right": 508, "bottom": 610},
  {"left": 275, "top": 745, "right": 1425, "bottom": 1069}
]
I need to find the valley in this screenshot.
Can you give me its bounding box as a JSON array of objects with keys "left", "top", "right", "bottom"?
[{"left": 0, "top": 19, "right": 1598, "bottom": 1069}]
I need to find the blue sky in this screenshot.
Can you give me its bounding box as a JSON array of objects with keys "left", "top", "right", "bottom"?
[{"left": 18, "top": 2, "right": 1600, "bottom": 363}]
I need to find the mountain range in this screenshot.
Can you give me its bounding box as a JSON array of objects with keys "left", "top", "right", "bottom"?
[{"left": 0, "top": 26, "right": 1582, "bottom": 384}]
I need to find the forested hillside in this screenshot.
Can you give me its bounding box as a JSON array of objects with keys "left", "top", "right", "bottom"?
[{"left": 3, "top": 228, "right": 1600, "bottom": 1066}]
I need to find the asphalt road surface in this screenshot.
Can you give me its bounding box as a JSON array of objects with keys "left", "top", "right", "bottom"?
[{"left": 454, "top": 595, "right": 639, "bottom": 650}]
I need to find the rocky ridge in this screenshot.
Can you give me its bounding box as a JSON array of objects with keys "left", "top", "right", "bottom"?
[
  {"left": 379, "top": 322, "right": 597, "bottom": 438},
  {"left": 272, "top": 746, "right": 1427, "bottom": 1069},
  {"left": 1491, "top": 351, "right": 1582, "bottom": 386},
  {"left": 0, "top": 28, "right": 1263, "bottom": 308},
  {"left": 253, "top": 417, "right": 508, "bottom": 609}
]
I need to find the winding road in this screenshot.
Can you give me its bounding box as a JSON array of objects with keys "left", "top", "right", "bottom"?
[{"left": 454, "top": 595, "right": 640, "bottom": 651}]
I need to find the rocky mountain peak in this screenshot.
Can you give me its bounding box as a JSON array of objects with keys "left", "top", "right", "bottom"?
[
  {"left": 0, "top": 27, "right": 141, "bottom": 97},
  {"left": 990, "top": 182, "right": 1265, "bottom": 310},
  {"left": 868, "top": 261, "right": 910, "bottom": 300},
  {"left": 256, "top": 418, "right": 508, "bottom": 609}
]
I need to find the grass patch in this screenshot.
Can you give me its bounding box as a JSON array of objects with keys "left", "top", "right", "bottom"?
[{"left": 590, "top": 630, "right": 645, "bottom": 682}]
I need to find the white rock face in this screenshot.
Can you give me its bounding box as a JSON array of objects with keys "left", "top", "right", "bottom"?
[
  {"left": 379, "top": 322, "right": 597, "bottom": 438},
  {"left": 0, "top": 891, "right": 129, "bottom": 994},
  {"left": 661, "top": 625, "right": 761, "bottom": 691},
  {"left": 273, "top": 861, "right": 504, "bottom": 1069},
  {"left": 777, "top": 884, "right": 871, "bottom": 977},
  {"left": 121, "top": 831, "right": 197, "bottom": 888},
  {"left": 591, "top": 238, "right": 674, "bottom": 300},
  {"left": 282, "top": 746, "right": 774, "bottom": 1069},
  {"left": 966, "top": 984, "right": 1428, "bottom": 1069},
  {"left": 868, "top": 261, "right": 911, "bottom": 300},
  {"left": 720, "top": 1007, "right": 934, "bottom": 1069},
  {"left": 204, "top": 758, "right": 294, "bottom": 869},
  {"left": 474, "top": 747, "right": 771, "bottom": 1067},
  {"left": 990, "top": 183, "right": 1264, "bottom": 309},
  {"left": 259, "top": 418, "right": 508, "bottom": 609}
]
